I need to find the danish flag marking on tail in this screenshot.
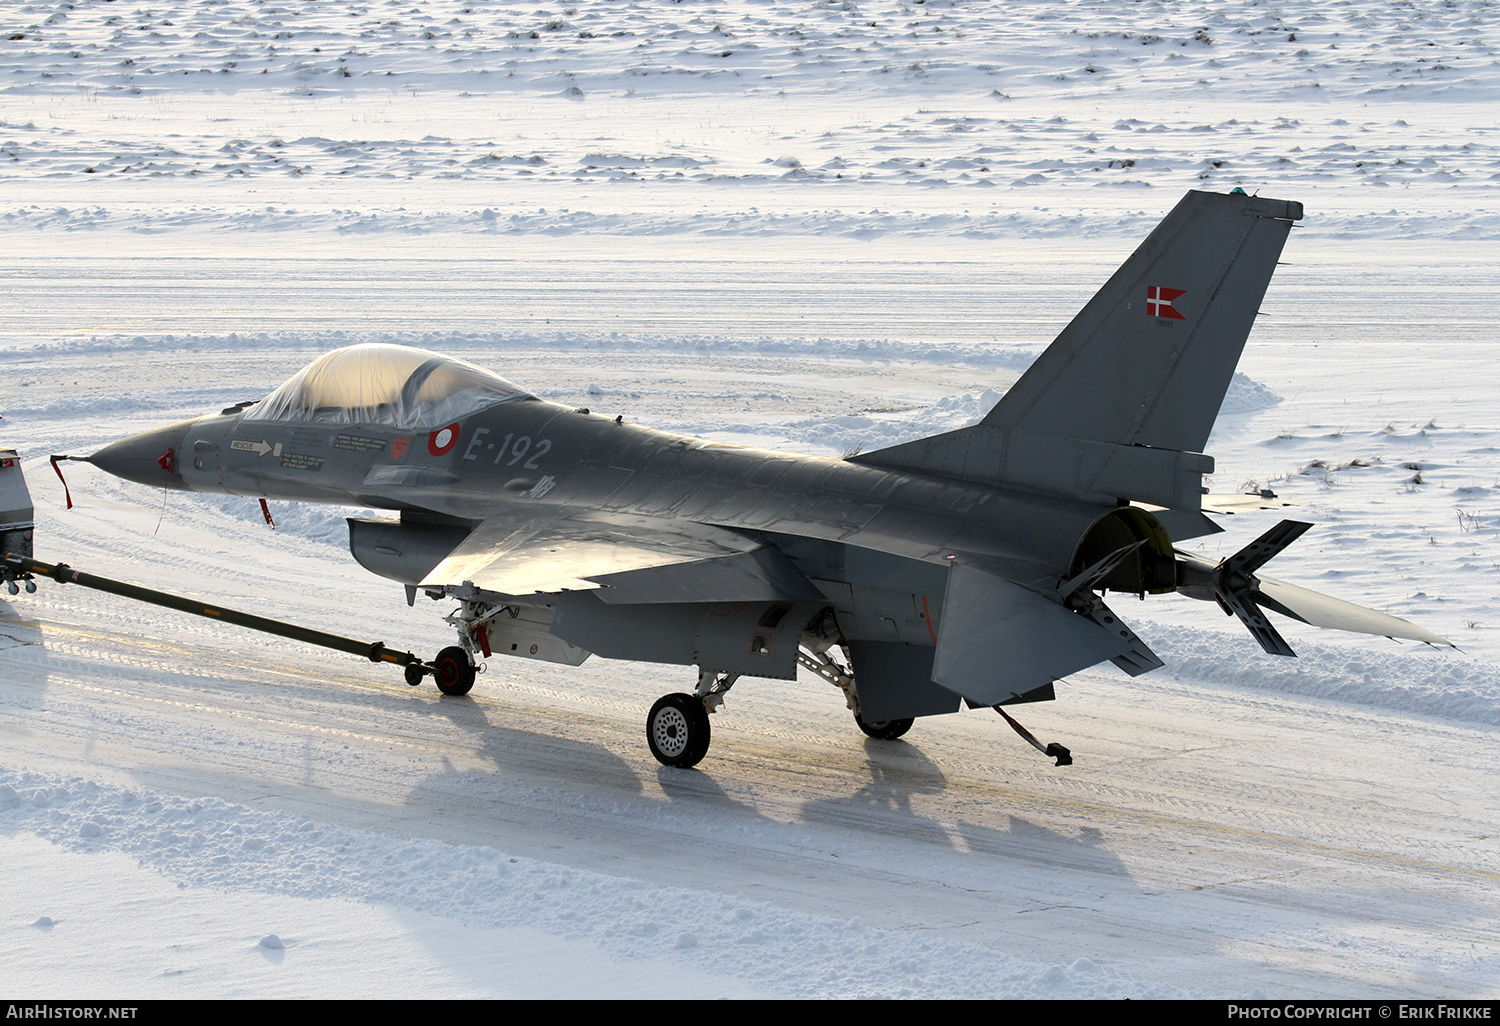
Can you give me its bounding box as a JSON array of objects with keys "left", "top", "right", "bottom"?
[{"left": 1146, "top": 285, "right": 1187, "bottom": 320}]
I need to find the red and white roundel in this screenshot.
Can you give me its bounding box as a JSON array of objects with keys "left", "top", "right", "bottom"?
[{"left": 427, "top": 423, "right": 460, "bottom": 456}]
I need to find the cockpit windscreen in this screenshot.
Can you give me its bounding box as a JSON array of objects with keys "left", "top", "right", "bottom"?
[{"left": 243, "top": 344, "right": 535, "bottom": 430}]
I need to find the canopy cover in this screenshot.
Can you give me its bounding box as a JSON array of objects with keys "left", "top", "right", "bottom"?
[{"left": 245, "top": 344, "right": 534, "bottom": 429}]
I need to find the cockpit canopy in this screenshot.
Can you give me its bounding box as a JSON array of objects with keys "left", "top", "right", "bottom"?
[{"left": 243, "top": 344, "right": 535, "bottom": 430}]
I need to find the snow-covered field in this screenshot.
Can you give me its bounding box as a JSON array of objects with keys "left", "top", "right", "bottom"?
[{"left": 2, "top": 0, "right": 1498, "bottom": 999}]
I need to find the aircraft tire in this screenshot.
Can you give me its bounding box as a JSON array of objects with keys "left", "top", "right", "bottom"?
[
  {"left": 855, "top": 713, "right": 913, "bottom": 741},
  {"left": 433, "top": 646, "right": 476, "bottom": 696},
  {"left": 647, "top": 693, "right": 711, "bottom": 769}
]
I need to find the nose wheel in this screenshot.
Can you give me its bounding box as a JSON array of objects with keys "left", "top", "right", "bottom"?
[
  {"left": 647, "top": 693, "right": 711, "bottom": 769},
  {"left": 432, "top": 645, "right": 476, "bottom": 696}
]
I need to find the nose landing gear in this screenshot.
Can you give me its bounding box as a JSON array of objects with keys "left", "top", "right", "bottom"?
[
  {"left": 405, "top": 595, "right": 497, "bottom": 696},
  {"left": 403, "top": 643, "right": 477, "bottom": 696},
  {"left": 432, "top": 645, "right": 476, "bottom": 696}
]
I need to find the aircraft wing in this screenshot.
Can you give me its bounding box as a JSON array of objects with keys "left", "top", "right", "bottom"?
[{"left": 419, "top": 511, "right": 823, "bottom": 604}]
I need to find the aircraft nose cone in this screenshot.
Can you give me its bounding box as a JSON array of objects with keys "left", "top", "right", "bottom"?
[{"left": 89, "top": 420, "right": 193, "bottom": 489}]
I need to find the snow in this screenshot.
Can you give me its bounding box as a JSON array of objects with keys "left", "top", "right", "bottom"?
[
  {"left": 3, "top": 783, "right": 1176, "bottom": 999},
  {"left": 3, "top": 0, "right": 1499, "bottom": 1001}
]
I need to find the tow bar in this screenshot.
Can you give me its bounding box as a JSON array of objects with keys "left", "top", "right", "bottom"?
[{"left": 3, "top": 553, "right": 434, "bottom": 680}]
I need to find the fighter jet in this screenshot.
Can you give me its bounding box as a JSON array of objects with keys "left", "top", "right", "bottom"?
[{"left": 83, "top": 190, "right": 1449, "bottom": 768}]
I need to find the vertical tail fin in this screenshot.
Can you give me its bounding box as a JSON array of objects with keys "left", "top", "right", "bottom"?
[
  {"left": 853, "top": 190, "right": 1301, "bottom": 513},
  {"left": 984, "top": 189, "right": 1302, "bottom": 454}
]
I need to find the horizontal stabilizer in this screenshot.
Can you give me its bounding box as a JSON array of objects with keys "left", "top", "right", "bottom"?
[
  {"left": 1255, "top": 576, "right": 1453, "bottom": 647},
  {"left": 932, "top": 565, "right": 1135, "bottom": 705}
]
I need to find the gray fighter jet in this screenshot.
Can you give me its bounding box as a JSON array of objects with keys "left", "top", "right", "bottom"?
[{"left": 85, "top": 190, "right": 1449, "bottom": 768}]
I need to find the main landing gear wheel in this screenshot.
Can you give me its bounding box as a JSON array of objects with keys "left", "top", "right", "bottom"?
[
  {"left": 647, "top": 693, "right": 711, "bottom": 769},
  {"left": 854, "top": 712, "right": 914, "bottom": 741},
  {"left": 433, "top": 646, "right": 476, "bottom": 697}
]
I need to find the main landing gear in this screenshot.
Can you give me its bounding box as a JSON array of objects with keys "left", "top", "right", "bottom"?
[
  {"left": 853, "top": 712, "right": 914, "bottom": 741},
  {"left": 646, "top": 693, "right": 711, "bottom": 768},
  {"left": 646, "top": 669, "right": 737, "bottom": 769},
  {"left": 797, "top": 639, "right": 917, "bottom": 745}
]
